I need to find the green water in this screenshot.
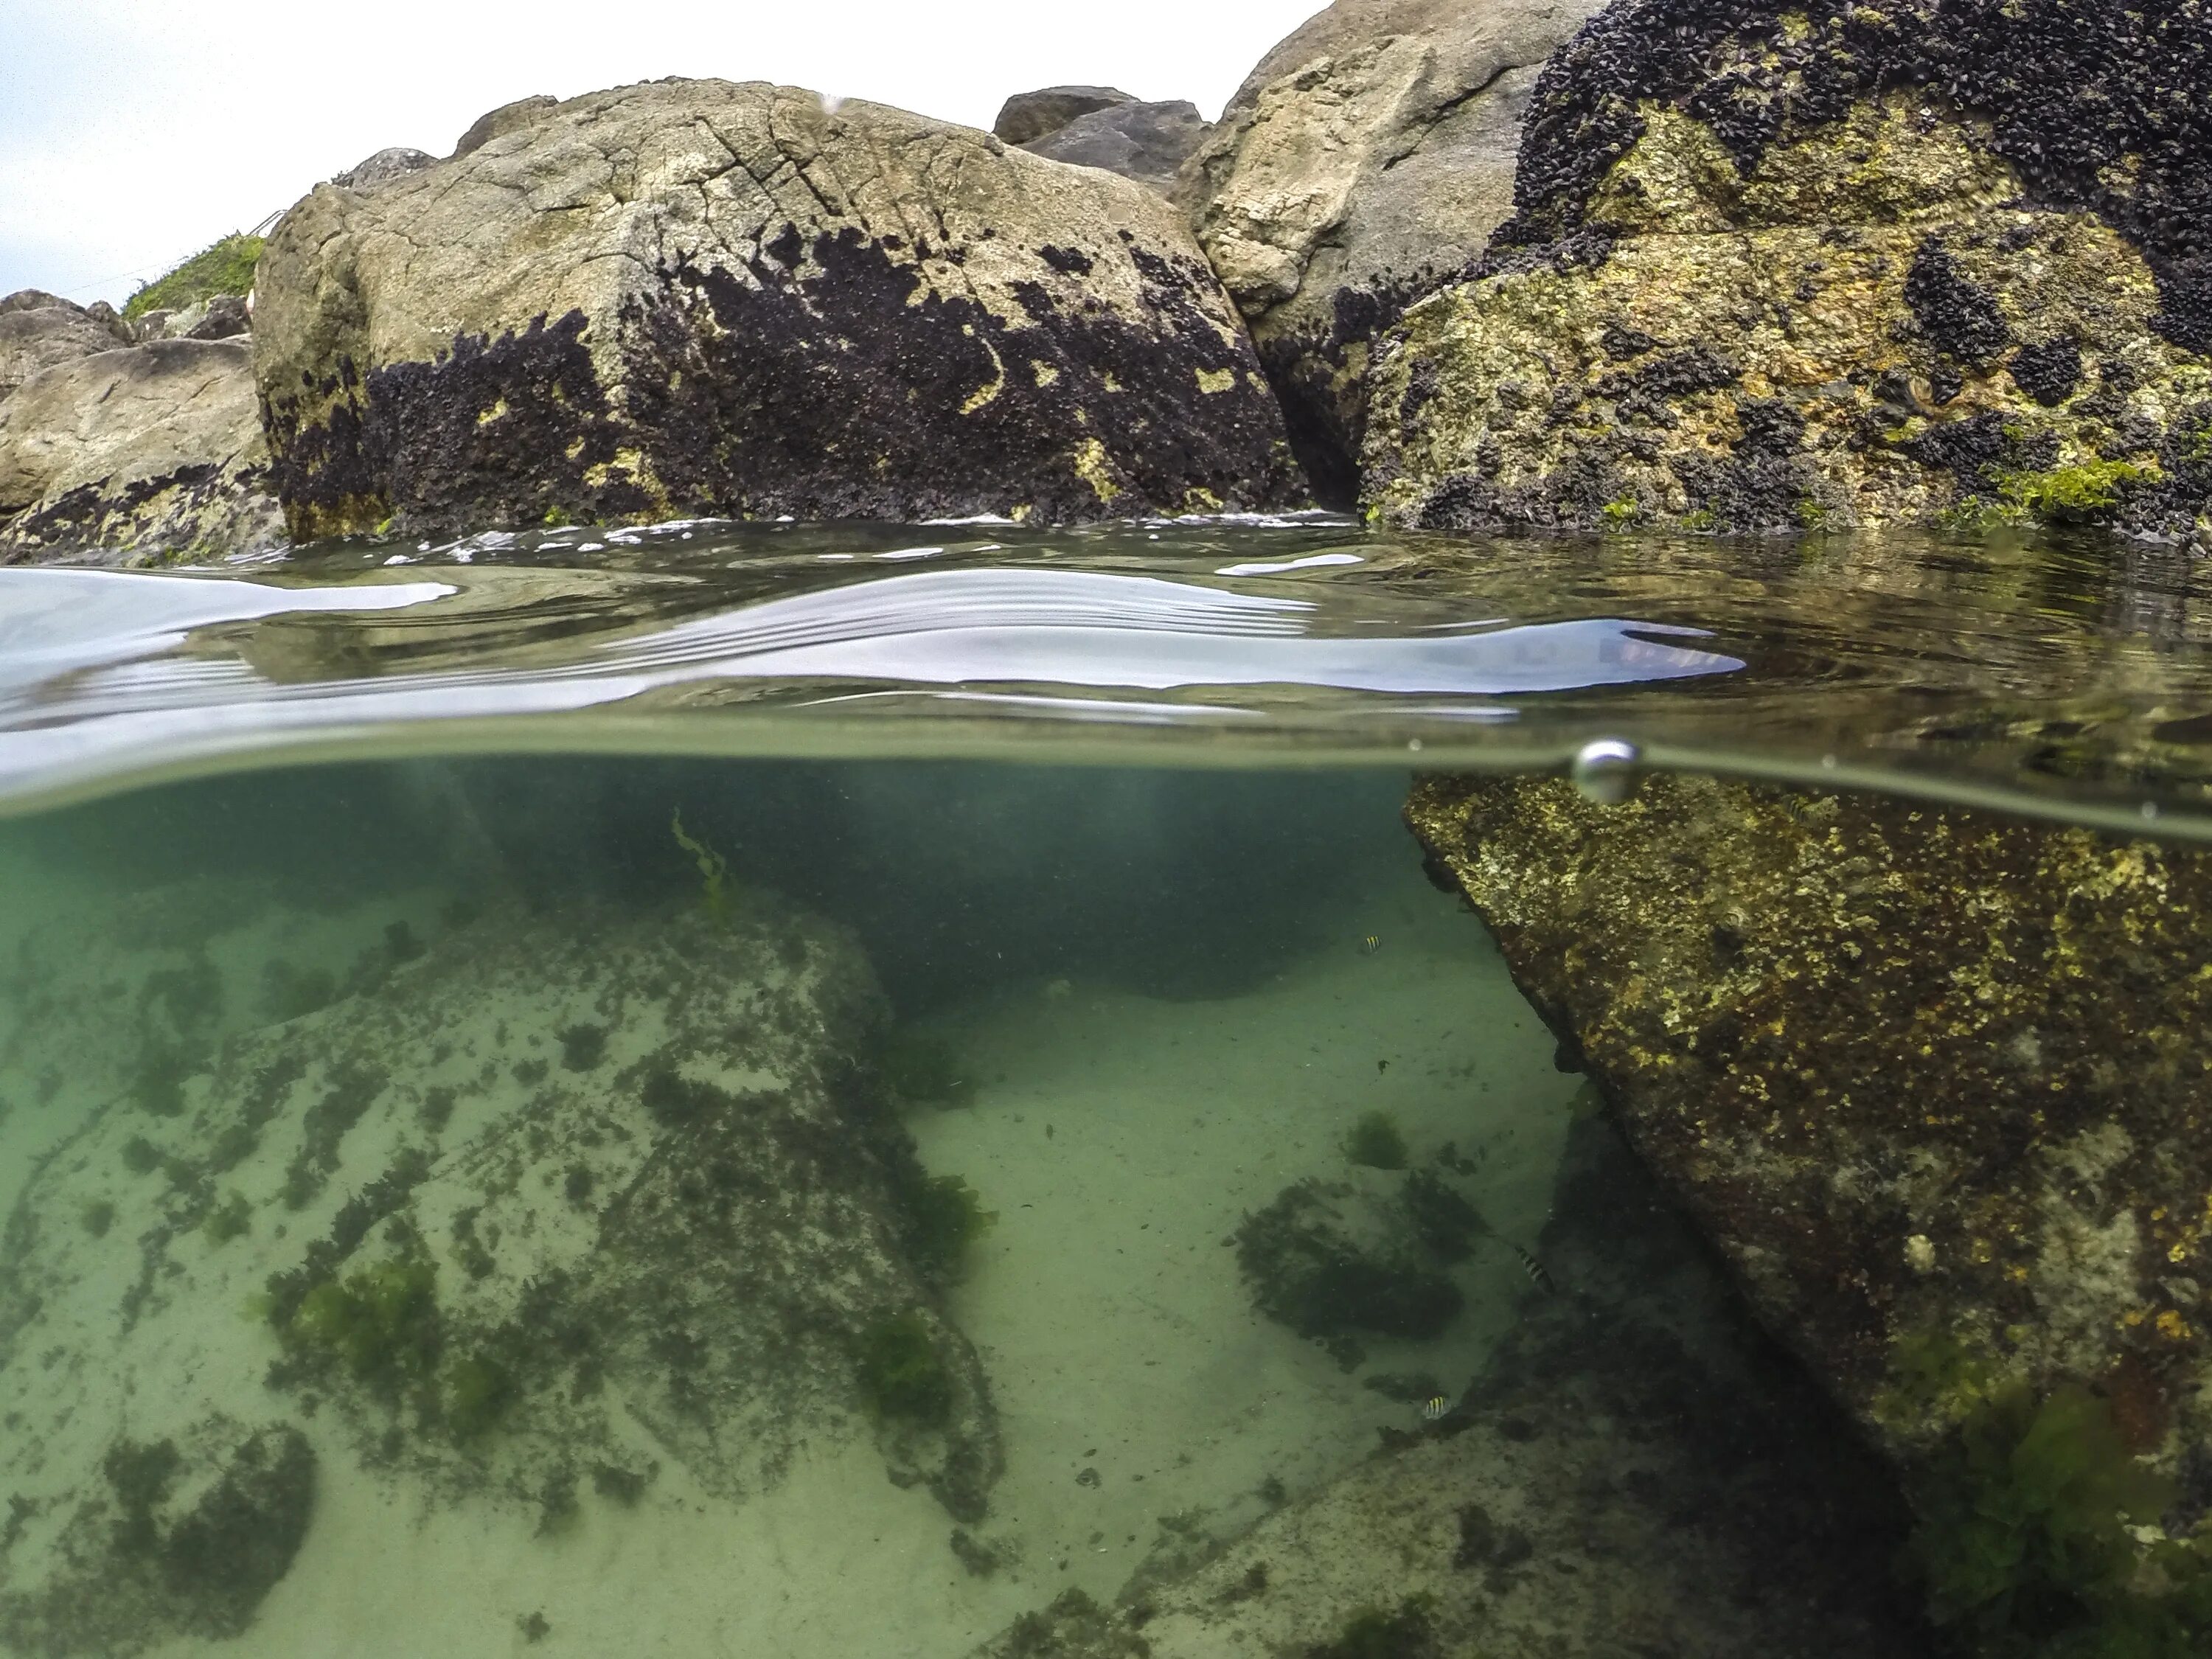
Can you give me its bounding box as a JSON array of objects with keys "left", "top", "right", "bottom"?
[{"left": 0, "top": 518, "right": 2200, "bottom": 1656}]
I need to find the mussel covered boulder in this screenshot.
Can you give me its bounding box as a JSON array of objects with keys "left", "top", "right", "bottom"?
[
  {"left": 250, "top": 78, "right": 1306, "bottom": 538},
  {"left": 1363, "top": 0, "right": 2212, "bottom": 542},
  {"left": 1177, "top": 0, "right": 1606, "bottom": 501},
  {"left": 1407, "top": 771, "right": 2212, "bottom": 1650},
  {"left": 0, "top": 893, "right": 1001, "bottom": 1654},
  {"left": 0, "top": 339, "right": 284, "bottom": 566}
]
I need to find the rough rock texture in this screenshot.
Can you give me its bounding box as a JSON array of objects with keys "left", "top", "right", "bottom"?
[
  {"left": 452, "top": 93, "right": 557, "bottom": 157},
  {"left": 1365, "top": 1, "right": 2212, "bottom": 540},
  {"left": 969, "top": 1113, "right": 1932, "bottom": 1658},
  {"left": 0, "top": 293, "right": 131, "bottom": 406},
  {"left": 251, "top": 78, "right": 1304, "bottom": 539},
  {"left": 1019, "top": 100, "right": 1207, "bottom": 195},
  {"left": 992, "top": 86, "right": 1135, "bottom": 147},
  {"left": 330, "top": 146, "right": 436, "bottom": 189},
  {"left": 0, "top": 896, "right": 1002, "bottom": 1655},
  {"left": 0, "top": 341, "right": 285, "bottom": 566},
  {"left": 1176, "top": 0, "right": 1605, "bottom": 502},
  {"left": 1406, "top": 773, "right": 2212, "bottom": 1645}
]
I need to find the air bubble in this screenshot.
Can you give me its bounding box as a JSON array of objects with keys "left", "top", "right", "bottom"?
[{"left": 1569, "top": 738, "right": 1642, "bottom": 804}]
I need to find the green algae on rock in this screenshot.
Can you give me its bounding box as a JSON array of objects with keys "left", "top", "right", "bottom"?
[
  {"left": 121, "top": 234, "right": 264, "bottom": 324},
  {"left": 1404, "top": 771, "right": 2212, "bottom": 1646},
  {"left": 1363, "top": 1, "right": 2212, "bottom": 542},
  {"left": 250, "top": 78, "right": 1307, "bottom": 540}
]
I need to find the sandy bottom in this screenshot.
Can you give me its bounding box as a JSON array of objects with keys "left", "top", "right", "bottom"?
[{"left": 4, "top": 852, "right": 1576, "bottom": 1659}]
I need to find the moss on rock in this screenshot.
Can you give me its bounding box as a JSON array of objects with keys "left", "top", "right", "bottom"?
[{"left": 122, "top": 234, "right": 263, "bottom": 323}]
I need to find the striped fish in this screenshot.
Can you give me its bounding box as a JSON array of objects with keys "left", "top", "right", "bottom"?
[
  {"left": 1509, "top": 1241, "right": 1557, "bottom": 1294},
  {"left": 1357, "top": 933, "right": 1382, "bottom": 956},
  {"left": 1420, "top": 1394, "right": 1451, "bottom": 1422}
]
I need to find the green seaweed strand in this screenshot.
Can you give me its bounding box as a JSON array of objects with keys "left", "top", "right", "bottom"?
[{"left": 669, "top": 807, "right": 731, "bottom": 925}]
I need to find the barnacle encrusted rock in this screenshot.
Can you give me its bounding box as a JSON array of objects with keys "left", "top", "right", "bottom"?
[
  {"left": 1177, "top": 0, "right": 1605, "bottom": 502},
  {"left": 0, "top": 896, "right": 1001, "bottom": 1654},
  {"left": 1364, "top": 0, "right": 2212, "bottom": 541},
  {"left": 0, "top": 340, "right": 285, "bottom": 566},
  {"left": 1405, "top": 773, "right": 2212, "bottom": 1488},
  {"left": 250, "top": 78, "right": 1306, "bottom": 538}
]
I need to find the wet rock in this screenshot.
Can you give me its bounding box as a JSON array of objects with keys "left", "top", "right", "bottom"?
[
  {"left": 1177, "top": 0, "right": 1605, "bottom": 503},
  {"left": 0, "top": 894, "right": 1002, "bottom": 1646},
  {"left": 251, "top": 79, "right": 1304, "bottom": 539},
  {"left": 1020, "top": 100, "right": 1207, "bottom": 195},
  {"left": 992, "top": 86, "right": 1135, "bottom": 147},
  {"left": 971, "top": 1114, "right": 1933, "bottom": 1659},
  {"left": 451, "top": 93, "right": 557, "bottom": 158},
  {"left": 331, "top": 145, "right": 436, "bottom": 189},
  {"left": 1406, "top": 772, "right": 2212, "bottom": 1647},
  {"left": 0, "top": 339, "right": 285, "bottom": 566},
  {"left": 1364, "top": 1, "right": 2212, "bottom": 540},
  {"left": 0, "top": 291, "right": 132, "bottom": 406}
]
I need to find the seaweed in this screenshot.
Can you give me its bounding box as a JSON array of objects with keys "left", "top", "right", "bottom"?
[
  {"left": 442, "top": 1353, "right": 514, "bottom": 1439},
  {"left": 1307, "top": 1594, "right": 1439, "bottom": 1659},
  {"left": 557, "top": 1023, "right": 607, "bottom": 1071},
  {"left": 121, "top": 1136, "right": 161, "bottom": 1175},
  {"left": 80, "top": 1200, "right": 116, "bottom": 1237},
  {"left": 201, "top": 1192, "right": 251, "bottom": 1245},
  {"left": 1342, "top": 1110, "right": 1408, "bottom": 1170},
  {"left": 883, "top": 1029, "right": 973, "bottom": 1105},
  {"left": 1234, "top": 1182, "right": 1462, "bottom": 1341},
  {"left": 279, "top": 1253, "right": 440, "bottom": 1390},
  {"left": 670, "top": 808, "right": 732, "bottom": 925},
  {"left": 898, "top": 1172, "right": 996, "bottom": 1281},
  {"left": 857, "top": 1311, "right": 953, "bottom": 1424}
]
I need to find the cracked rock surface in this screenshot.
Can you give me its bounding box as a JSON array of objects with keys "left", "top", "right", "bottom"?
[
  {"left": 1362, "top": 1, "right": 2212, "bottom": 540},
  {"left": 251, "top": 78, "right": 1306, "bottom": 538},
  {"left": 1176, "top": 0, "right": 1604, "bottom": 503},
  {"left": 0, "top": 339, "right": 284, "bottom": 566},
  {"left": 0, "top": 292, "right": 132, "bottom": 407},
  {"left": 0, "top": 894, "right": 1001, "bottom": 1655}
]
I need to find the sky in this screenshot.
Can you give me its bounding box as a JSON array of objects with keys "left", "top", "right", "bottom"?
[{"left": 0, "top": 0, "right": 1324, "bottom": 307}]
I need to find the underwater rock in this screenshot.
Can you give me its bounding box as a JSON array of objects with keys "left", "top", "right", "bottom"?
[
  {"left": 250, "top": 78, "right": 1306, "bottom": 539},
  {"left": 1176, "top": 0, "right": 1606, "bottom": 502},
  {"left": 1408, "top": 773, "right": 2212, "bottom": 1646},
  {"left": 0, "top": 292, "right": 131, "bottom": 407},
  {"left": 1364, "top": 1, "right": 2212, "bottom": 540},
  {"left": 992, "top": 86, "right": 1136, "bottom": 147},
  {"left": 1019, "top": 100, "right": 1207, "bottom": 195},
  {"left": 0, "top": 895, "right": 1002, "bottom": 1655},
  {"left": 971, "top": 1115, "right": 1932, "bottom": 1658},
  {"left": 0, "top": 338, "right": 285, "bottom": 566}
]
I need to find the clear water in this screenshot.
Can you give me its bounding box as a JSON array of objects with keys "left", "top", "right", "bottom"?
[{"left": 0, "top": 519, "right": 2197, "bottom": 1657}]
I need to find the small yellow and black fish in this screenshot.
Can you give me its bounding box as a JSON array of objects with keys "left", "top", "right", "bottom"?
[
  {"left": 1509, "top": 1241, "right": 1557, "bottom": 1294},
  {"left": 1420, "top": 1394, "right": 1451, "bottom": 1422},
  {"left": 1357, "top": 933, "right": 1382, "bottom": 956}
]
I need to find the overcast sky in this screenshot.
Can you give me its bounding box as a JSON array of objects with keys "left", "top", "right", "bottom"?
[{"left": 1, "top": 0, "right": 1323, "bottom": 307}]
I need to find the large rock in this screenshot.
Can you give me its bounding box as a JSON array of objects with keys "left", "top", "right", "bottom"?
[
  {"left": 1177, "top": 0, "right": 1605, "bottom": 501},
  {"left": 1364, "top": 1, "right": 2212, "bottom": 540},
  {"left": 0, "top": 340, "right": 285, "bottom": 566},
  {"left": 991, "top": 86, "right": 1134, "bottom": 147},
  {"left": 1020, "top": 100, "right": 1208, "bottom": 195},
  {"left": 970, "top": 1113, "right": 1933, "bottom": 1658},
  {"left": 330, "top": 146, "right": 436, "bottom": 189},
  {"left": 0, "top": 894, "right": 1003, "bottom": 1653},
  {"left": 1407, "top": 773, "right": 2212, "bottom": 1650},
  {"left": 251, "top": 78, "right": 1306, "bottom": 538},
  {"left": 0, "top": 291, "right": 131, "bottom": 406},
  {"left": 452, "top": 93, "right": 557, "bottom": 157}
]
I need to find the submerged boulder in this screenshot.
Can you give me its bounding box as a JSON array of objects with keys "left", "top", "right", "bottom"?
[
  {"left": 1019, "top": 100, "right": 1208, "bottom": 195},
  {"left": 251, "top": 78, "right": 1306, "bottom": 538},
  {"left": 1407, "top": 773, "right": 2212, "bottom": 1649},
  {"left": 1364, "top": 1, "right": 2212, "bottom": 540},
  {"left": 0, "top": 894, "right": 1003, "bottom": 1653},
  {"left": 0, "top": 339, "right": 284, "bottom": 566},
  {"left": 1177, "top": 0, "right": 1605, "bottom": 501}
]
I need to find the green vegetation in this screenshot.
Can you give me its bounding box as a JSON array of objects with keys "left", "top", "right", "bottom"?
[
  {"left": 1678, "top": 507, "right": 1718, "bottom": 532},
  {"left": 1998, "top": 460, "right": 2162, "bottom": 525},
  {"left": 901, "top": 1173, "right": 995, "bottom": 1279},
  {"left": 121, "top": 1136, "right": 162, "bottom": 1175},
  {"left": 202, "top": 1191, "right": 252, "bottom": 1245},
  {"left": 670, "top": 808, "right": 731, "bottom": 925},
  {"left": 1601, "top": 497, "right": 1639, "bottom": 529},
  {"left": 442, "top": 1353, "right": 515, "bottom": 1438},
  {"left": 1343, "top": 1110, "right": 1408, "bottom": 1170},
  {"left": 856, "top": 1311, "right": 953, "bottom": 1423},
  {"left": 123, "top": 234, "right": 263, "bottom": 321},
  {"left": 1882, "top": 1334, "right": 2211, "bottom": 1657},
  {"left": 281, "top": 1254, "right": 439, "bottom": 1386},
  {"left": 80, "top": 1199, "right": 116, "bottom": 1238},
  {"left": 1307, "top": 1594, "right": 1439, "bottom": 1658}
]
